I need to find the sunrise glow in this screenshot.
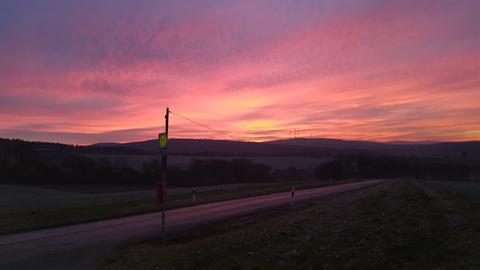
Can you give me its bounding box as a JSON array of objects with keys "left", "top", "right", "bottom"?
[{"left": 1, "top": 1, "right": 479, "bottom": 144}]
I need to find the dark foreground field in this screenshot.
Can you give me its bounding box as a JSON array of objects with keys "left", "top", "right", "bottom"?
[{"left": 99, "top": 180, "right": 480, "bottom": 270}]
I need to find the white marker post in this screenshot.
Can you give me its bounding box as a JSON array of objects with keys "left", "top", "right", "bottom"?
[
  {"left": 192, "top": 187, "right": 197, "bottom": 204},
  {"left": 290, "top": 186, "right": 295, "bottom": 208}
]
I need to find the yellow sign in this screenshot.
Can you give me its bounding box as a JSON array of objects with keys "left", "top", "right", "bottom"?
[{"left": 158, "top": 133, "right": 168, "bottom": 148}]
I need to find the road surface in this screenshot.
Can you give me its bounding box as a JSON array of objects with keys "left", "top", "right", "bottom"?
[{"left": 0, "top": 180, "right": 383, "bottom": 269}]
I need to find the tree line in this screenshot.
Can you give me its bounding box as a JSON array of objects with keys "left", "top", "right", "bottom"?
[{"left": 1, "top": 138, "right": 478, "bottom": 186}]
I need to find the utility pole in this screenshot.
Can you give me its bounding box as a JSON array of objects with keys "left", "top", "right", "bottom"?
[{"left": 161, "top": 107, "right": 169, "bottom": 242}]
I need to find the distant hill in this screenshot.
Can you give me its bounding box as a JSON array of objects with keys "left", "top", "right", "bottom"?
[
  {"left": 267, "top": 138, "right": 480, "bottom": 158},
  {"left": 2, "top": 137, "right": 479, "bottom": 158},
  {"left": 268, "top": 138, "right": 385, "bottom": 150},
  {"left": 386, "top": 141, "right": 438, "bottom": 145},
  {"left": 0, "top": 138, "right": 74, "bottom": 152},
  {"left": 85, "top": 137, "right": 480, "bottom": 158},
  {"left": 89, "top": 139, "right": 342, "bottom": 156}
]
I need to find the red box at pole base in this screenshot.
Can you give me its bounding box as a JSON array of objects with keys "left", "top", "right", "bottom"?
[{"left": 156, "top": 182, "right": 164, "bottom": 204}]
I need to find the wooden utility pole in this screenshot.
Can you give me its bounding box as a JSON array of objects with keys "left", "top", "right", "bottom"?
[{"left": 161, "top": 107, "right": 169, "bottom": 241}]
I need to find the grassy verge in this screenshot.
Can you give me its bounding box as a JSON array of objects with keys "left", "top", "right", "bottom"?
[
  {"left": 99, "top": 180, "right": 480, "bottom": 270},
  {"left": 423, "top": 180, "right": 480, "bottom": 200},
  {"left": 0, "top": 180, "right": 352, "bottom": 235}
]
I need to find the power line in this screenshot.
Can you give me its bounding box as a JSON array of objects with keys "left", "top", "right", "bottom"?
[{"left": 169, "top": 110, "right": 243, "bottom": 141}]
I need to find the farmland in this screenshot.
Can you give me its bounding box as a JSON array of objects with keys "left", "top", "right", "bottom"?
[
  {"left": 425, "top": 180, "right": 480, "bottom": 199},
  {"left": 99, "top": 180, "right": 480, "bottom": 270},
  {"left": 0, "top": 180, "right": 347, "bottom": 234}
]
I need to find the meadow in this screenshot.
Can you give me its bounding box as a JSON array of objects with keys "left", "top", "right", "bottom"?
[
  {"left": 99, "top": 179, "right": 480, "bottom": 270},
  {"left": 0, "top": 180, "right": 345, "bottom": 234},
  {"left": 425, "top": 180, "right": 480, "bottom": 199}
]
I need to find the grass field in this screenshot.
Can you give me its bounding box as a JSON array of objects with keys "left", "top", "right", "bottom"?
[
  {"left": 98, "top": 180, "right": 480, "bottom": 270},
  {"left": 0, "top": 180, "right": 349, "bottom": 235},
  {"left": 425, "top": 180, "right": 480, "bottom": 200}
]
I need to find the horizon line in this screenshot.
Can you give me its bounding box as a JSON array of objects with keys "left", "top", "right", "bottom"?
[{"left": 3, "top": 136, "right": 479, "bottom": 147}]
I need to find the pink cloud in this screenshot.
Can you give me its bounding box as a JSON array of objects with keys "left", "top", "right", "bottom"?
[{"left": 0, "top": 0, "right": 479, "bottom": 144}]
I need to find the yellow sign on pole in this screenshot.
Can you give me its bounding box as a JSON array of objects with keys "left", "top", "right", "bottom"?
[{"left": 158, "top": 133, "right": 168, "bottom": 149}]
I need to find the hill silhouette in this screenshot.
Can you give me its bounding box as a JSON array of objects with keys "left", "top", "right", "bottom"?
[
  {"left": 89, "top": 139, "right": 336, "bottom": 156},
  {"left": 2, "top": 137, "right": 479, "bottom": 158},
  {"left": 86, "top": 138, "right": 480, "bottom": 158}
]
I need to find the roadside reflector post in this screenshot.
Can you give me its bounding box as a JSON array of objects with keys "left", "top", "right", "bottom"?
[
  {"left": 192, "top": 187, "right": 197, "bottom": 204},
  {"left": 290, "top": 186, "right": 295, "bottom": 208}
]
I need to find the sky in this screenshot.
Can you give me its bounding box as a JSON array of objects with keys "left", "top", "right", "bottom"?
[{"left": 0, "top": 0, "right": 479, "bottom": 145}]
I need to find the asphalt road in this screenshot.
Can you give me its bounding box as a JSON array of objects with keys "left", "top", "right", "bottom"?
[{"left": 0, "top": 180, "right": 383, "bottom": 269}]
